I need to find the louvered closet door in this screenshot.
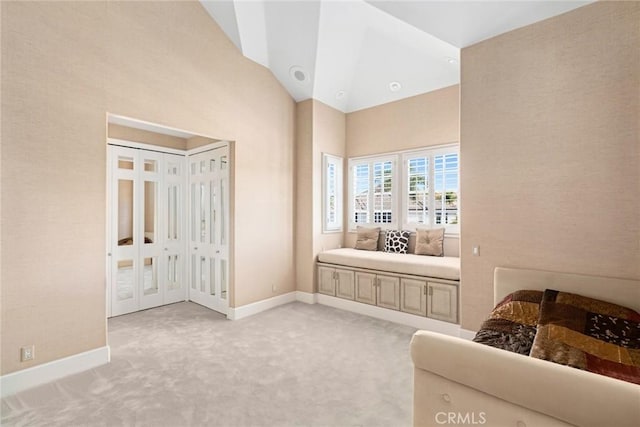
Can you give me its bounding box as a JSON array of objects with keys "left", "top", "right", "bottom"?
[{"left": 188, "top": 147, "right": 229, "bottom": 314}]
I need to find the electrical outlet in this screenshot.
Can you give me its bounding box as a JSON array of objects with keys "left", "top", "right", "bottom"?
[
  {"left": 21, "top": 345, "right": 35, "bottom": 362},
  {"left": 272, "top": 284, "right": 277, "bottom": 293},
  {"left": 472, "top": 246, "right": 480, "bottom": 256}
]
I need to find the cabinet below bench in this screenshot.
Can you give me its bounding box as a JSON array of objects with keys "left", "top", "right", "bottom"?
[{"left": 317, "top": 263, "right": 459, "bottom": 324}]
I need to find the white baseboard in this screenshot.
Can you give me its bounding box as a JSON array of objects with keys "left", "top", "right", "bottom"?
[
  {"left": 459, "top": 328, "right": 477, "bottom": 340},
  {"left": 316, "top": 294, "right": 461, "bottom": 337},
  {"left": 0, "top": 346, "right": 110, "bottom": 398},
  {"left": 295, "top": 291, "right": 317, "bottom": 304},
  {"left": 227, "top": 292, "right": 297, "bottom": 320}
]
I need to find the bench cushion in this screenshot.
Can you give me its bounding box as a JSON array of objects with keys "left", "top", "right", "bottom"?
[{"left": 317, "top": 248, "right": 460, "bottom": 281}]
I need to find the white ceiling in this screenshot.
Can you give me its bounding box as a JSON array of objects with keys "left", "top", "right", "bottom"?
[{"left": 200, "top": 0, "right": 592, "bottom": 113}]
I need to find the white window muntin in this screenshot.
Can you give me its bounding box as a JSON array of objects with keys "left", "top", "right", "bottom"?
[
  {"left": 348, "top": 154, "right": 399, "bottom": 231},
  {"left": 322, "top": 153, "right": 343, "bottom": 233},
  {"left": 402, "top": 146, "right": 459, "bottom": 234}
]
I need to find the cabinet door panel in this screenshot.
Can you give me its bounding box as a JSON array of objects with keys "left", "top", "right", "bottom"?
[
  {"left": 401, "top": 278, "right": 427, "bottom": 316},
  {"left": 335, "top": 269, "right": 355, "bottom": 300},
  {"left": 355, "top": 272, "right": 377, "bottom": 305},
  {"left": 318, "top": 266, "right": 336, "bottom": 296},
  {"left": 377, "top": 275, "right": 400, "bottom": 310},
  {"left": 427, "top": 282, "right": 458, "bottom": 323}
]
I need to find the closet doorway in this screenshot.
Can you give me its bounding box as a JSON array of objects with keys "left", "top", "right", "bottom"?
[
  {"left": 107, "top": 145, "right": 187, "bottom": 316},
  {"left": 106, "top": 122, "right": 231, "bottom": 318}
]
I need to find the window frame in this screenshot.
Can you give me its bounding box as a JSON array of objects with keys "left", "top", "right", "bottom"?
[
  {"left": 348, "top": 143, "right": 459, "bottom": 234},
  {"left": 401, "top": 145, "right": 460, "bottom": 235},
  {"left": 322, "top": 153, "right": 344, "bottom": 233},
  {"left": 348, "top": 154, "right": 399, "bottom": 231}
]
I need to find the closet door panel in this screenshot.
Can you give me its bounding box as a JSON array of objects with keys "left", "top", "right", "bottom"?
[
  {"left": 187, "top": 147, "right": 229, "bottom": 314},
  {"left": 139, "top": 150, "right": 164, "bottom": 310},
  {"left": 110, "top": 147, "right": 140, "bottom": 316},
  {"left": 164, "top": 154, "right": 186, "bottom": 304}
]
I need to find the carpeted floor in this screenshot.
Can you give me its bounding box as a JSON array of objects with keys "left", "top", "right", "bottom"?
[{"left": 1, "top": 302, "right": 417, "bottom": 426}]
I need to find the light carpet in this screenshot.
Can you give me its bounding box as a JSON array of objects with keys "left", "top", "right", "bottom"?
[{"left": 1, "top": 302, "right": 417, "bottom": 426}]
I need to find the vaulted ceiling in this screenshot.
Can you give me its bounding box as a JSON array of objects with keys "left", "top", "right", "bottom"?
[{"left": 201, "top": 1, "right": 592, "bottom": 113}]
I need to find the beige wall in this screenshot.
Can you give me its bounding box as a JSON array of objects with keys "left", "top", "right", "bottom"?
[
  {"left": 343, "top": 85, "right": 461, "bottom": 251},
  {"left": 295, "top": 100, "right": 346, "bottom": 293},
  {"left": 460, "top": 1, "right": 640, "bottom": 330},
  {"left": 313, "top": 101, "right": 346, "bottom": 255},
  {"left": 346, "top": 85, "right": 459, "bottom": 158},
  {"left": 108, "top": 123, "right": 187, "bottom": 150},
  {"left": 295, "top": 100, "right": 314, "bottom": 293},
  {"left": 1, "top": 1, "right": 295, "bottom": 374}
]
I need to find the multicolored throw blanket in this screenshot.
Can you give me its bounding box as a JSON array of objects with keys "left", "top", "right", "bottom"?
[
  {"left": 473, "top": 290, "right": 543, "bottom": 355},
  {"left": 474, "top": 289, "right": 640, "bottom": 385},
  {"left": 531, "top": 289, "right": 640, "bottom": 385}
]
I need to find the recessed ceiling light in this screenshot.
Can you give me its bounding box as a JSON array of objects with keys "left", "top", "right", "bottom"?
[
  {"left": 389, "top": 81, "right": 402, "bottom": 92},
  {"left": 289, "top": 66, "right": 309, "bottom": 84},
  {"left": 335, "top": 90, "right": 346, "bottom": 99},
  {"left": 446, "top": 57, "right": 459, "bottom": 65}
]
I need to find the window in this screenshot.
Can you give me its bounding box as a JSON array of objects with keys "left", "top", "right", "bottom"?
[
  {"left": 349, "top": 156, "right": 398, "bottom": 230},
  {"left": 322, "top": 153, "right": 343, "bottom": 232},
  {"left": 348, "top": 144, "right": 459, "bottom": 233},
  {"left": 403, "top": 148, "right": 459, "bottom": 233}
]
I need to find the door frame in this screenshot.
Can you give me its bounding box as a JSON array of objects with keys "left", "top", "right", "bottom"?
[{"left": 106, "top": 138, "right": 232, "bottom": 318}]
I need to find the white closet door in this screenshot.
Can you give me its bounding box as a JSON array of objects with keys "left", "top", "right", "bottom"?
[
  {"left": 164, "top": 154, "right": 187, "bottom": 304},
  {"left": 108, "top": 146, "right": 183, "bottom": 316},
  {"left": 138, "top": 150, "right": 164, "bottom": 310},
  {"left": 110, "top": 146, "right": 140, "bottom": 316},
  {"left": 188, "top": 147, "right": 229, "bottom": 314}
]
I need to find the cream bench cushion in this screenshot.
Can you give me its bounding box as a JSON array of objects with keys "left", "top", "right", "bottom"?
[{"left": 317, "top": 248, "right": 460, "bottom": 281}]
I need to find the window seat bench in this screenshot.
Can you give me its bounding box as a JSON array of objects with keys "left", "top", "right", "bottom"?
[
  {"left": 317, "top": 248, "right": 460, "bottom": 281},
  {"left": 316, "top": 248, "right": 461, "bottom": 323}
]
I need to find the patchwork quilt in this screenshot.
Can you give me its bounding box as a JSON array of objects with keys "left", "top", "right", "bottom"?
[
  {"left": 531, "top": 289, "right": 640, "bottom": 385},
  {"left": 473, "top": 290, "right": 543, "bottom": 355},
  {"left": 474, "top": 289, "right": 640, "bottom": 385}
]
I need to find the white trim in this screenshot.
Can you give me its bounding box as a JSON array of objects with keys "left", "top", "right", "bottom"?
[
  {"left": 348, "top": 142, "right": 459, "bottom": 162},
  {"left": 295, "top": 291, "right": 318, "bottom": 304},
  {"left": 226, "top": 292, "right": 297, "bottom": 320},
  {"left": 348, "top": 154, "right": 399, "bottom": 231},
  {"left": 459, "top": 329, "right": 477, "bottom": 340},
  {"left": 0, "top": 346, "right": 110, "bottom": 398},
  {"left": 401, "top": 146, "right": 460, "bottom": 234},
  {"left": 316, "top": 294, "right": 460, "bottom": 337},
  {"left": 322, "top": 153, "right": 344, "bottom": 233},
  {"left": 186, "top": 141, "right": 230, "bottom": 156},
  {"left": 107, "top": 138, "right": 186, "bottom": 156},
  {"left": 108, "top": 113, "right": 216, "bottom": 140}
]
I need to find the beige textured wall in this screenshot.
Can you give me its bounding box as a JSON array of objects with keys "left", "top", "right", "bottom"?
[
  {"left": 343, "top": 85, "right": 460, "bottom": 253},
  {"left": 313, "top": 100, "right": 346, "bottom": 256},
  {"left": 295, "top": 100, "right": 314, "bottom": 293},
  {"left": 295, "top": 100, "right": 346, "bottom": 294},
  {"left": 346, "top": 85, "right": 459, "bottom": 158},
  {"left": 108, "top": 124, "right": 187, "bottom": 150},
  {"left": 1, "top": 1, "right": 295, "bottom": 374},
  {"left": 460, "top": 1, "right": 640, "bottom": 330},
  {"left": 186, "top": 135, "right": 218, "bottom": 150}
]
